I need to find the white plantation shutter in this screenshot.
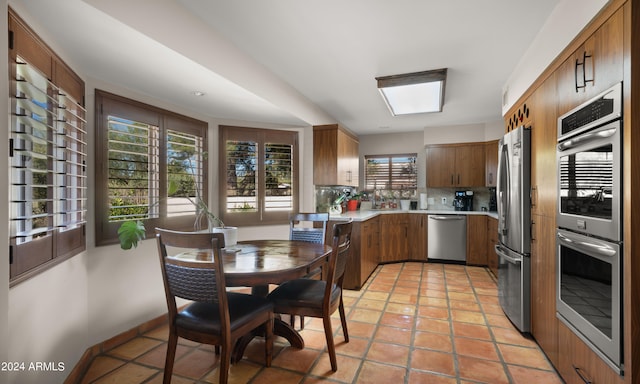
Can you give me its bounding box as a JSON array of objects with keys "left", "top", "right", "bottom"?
[{"left": 365, "top": 154, "right": 417, "bottom": 191}]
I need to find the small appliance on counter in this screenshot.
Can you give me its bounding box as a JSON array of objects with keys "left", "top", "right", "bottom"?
[{"left": 453, "top": 190, "right": 473, "bottom": 211}]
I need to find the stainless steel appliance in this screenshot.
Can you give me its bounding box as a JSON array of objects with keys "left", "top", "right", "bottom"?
[
  {"left": 556, "top": 228, "right": 622, "bottom": 373},
  {"left": 453, "top": 190, "right": 473, "bottom": 211},
  {"left": 495, "top": 125, "right": 531, "bottom": 332},
  {"left": 427, "top": 215, "right": 467, "bottom": 262},
  {"left": 557, "top": 82, "right": 622, "bottom": 241},
  {"left": 556, "top": 82, "right": 623, "bottom": 373}
]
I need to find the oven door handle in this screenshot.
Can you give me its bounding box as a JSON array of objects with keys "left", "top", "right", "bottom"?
[
  {"left": 557, "top": 232, "right": 617, "bottom": 257},
  {"left": 557, "top": 126, "right": 617, "bottom": 151}
]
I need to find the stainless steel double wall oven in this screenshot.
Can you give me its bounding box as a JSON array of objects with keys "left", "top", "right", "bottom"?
[{"left": 556, "top": 82, "right": 623, "bottom": 373}]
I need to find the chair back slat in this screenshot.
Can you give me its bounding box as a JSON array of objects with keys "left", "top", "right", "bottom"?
[
  {"left": 164, "top": 261, "right": 218, "bottom": 302},
  {"left": 289, "top": 212, "right": 329, "bottom": 244},
  {"left": 326, "top": 221, "right": 353, "bottom": 287}
]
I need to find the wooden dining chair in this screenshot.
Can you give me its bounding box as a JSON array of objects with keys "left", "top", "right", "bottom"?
[
  {"left": 288, "top": 212, "right": 329, "bottom": 329},
  {"left": 268, "top": 220, "right": 352, "bottom": 371},
  {"left": 155, "top": 228, "right": 274, "bottom": 384}
]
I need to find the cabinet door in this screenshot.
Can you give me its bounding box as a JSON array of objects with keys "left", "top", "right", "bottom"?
[
  {"left": 409, "top": 214, "right": 427, "bottom": 260},
  {"left": 466, "top": 215, "right": 487, "bottom": 266},
  {"left": 530, "top": 214, "right": 559, "bottom": 367},
  {"left": 455, "top": 144, "right": 486, "bottom": 187},
  {"left": 556, "top": 8, "right": 623, "bottom": 117},
  {"left": 362, "top": 217, "right": 380, "bottom": 281},
  {"left": 557, "top": 322, "right": 623, "bottom": 384},
  {"left": 485, "top": 140, "right": 499, "bottom": 187},
  {"left": 380, "top": 214, "right": 409, "bottom": 262},
  {"left": 426, "top": 146, "right": 456, "bottom": 187},
  {"left": 529, "top": 74, "right": 558, "bottom": 217},
  {"left": 337, "top": 129, "right": 359, "bottom": 186},
  {"left": 486, "top": 217, "right": 498, "bottom": 276}
]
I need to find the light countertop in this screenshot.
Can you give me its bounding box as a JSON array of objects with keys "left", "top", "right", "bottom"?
[{"left": 329, "top": 209, "right": 498, "bottom": 222}]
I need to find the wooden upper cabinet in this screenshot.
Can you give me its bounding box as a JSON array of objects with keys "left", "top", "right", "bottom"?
[
  {"left": 556, "top": 7, "right": 623, "bottom": 117},
  {"left": 426, "top": 143, "right": 485, "bottom": 187},
  {"left": 313, "top": 124, "right": 359, "bottom": 187},
  {"left": 485, "top": 140, "right": 499, "bottom": 187}
]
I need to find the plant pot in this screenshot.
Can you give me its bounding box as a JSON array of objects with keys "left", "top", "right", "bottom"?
[
  {"left": 347, "top": 200, "right": 358, "bottom": 211},
  {"left": 212, "top": 226, "right": 238, "bottom": 247}
]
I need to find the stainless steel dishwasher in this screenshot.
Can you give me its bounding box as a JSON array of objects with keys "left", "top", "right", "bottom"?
[{"left": 427, "top": 215, "right": 467, "bottom": 262}]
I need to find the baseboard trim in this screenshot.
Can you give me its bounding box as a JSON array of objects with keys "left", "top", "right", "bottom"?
[{"left": 64, "top": 313, "right": 169, "bottom": 384}]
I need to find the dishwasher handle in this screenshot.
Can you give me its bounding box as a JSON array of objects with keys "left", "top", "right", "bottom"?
[
  {"left": 495, "top": 244, "right": 522, "bottom": 265},
  {"left": 429, "top": 215, "right": 465, "bottom": 221}
]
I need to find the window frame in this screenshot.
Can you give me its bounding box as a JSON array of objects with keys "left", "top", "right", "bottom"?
[
  {"left": 95, "top": 90, "right": 208, "bottom": 246},
  {"left": 364, "top": 153, "right": 418, "bottom": 191},
  {"left": 8, "top": 9, "right": 86, "bottom": 285},
  {"left": 218, "top": 125, "right": 298, "bottom": 227}
]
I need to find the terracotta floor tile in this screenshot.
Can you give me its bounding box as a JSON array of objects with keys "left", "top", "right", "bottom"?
[
  {"left": 251, "top": 366, "right": 304, "bottom": 384},
  {"left": 452, "top": 322, "right": 492, "bottom": 340},
  {"left": 366, "top": 341, "right": 410, "bottom": 367},
  {"left": 107, "top": 337, "right": 164, "bottom": 360},
  {"left": 498, "top": 344, "right": 554, "bottom": 370},
  {"left": 136, "top": 343, "right": 192, "bottom": 368},
  {"left": 79, "top": 263, "right": 563, "bottom": 384},
  {"left": 310, "top": 353, "right": 362, "bottom": 382},
  {"left": 491, "top": 327, "right": 538, "bottom": 347},
  {"left": 201, "top": 360, "right": 262, "bottom": 384},
  {"left": 419, "top": 296, "right": 448, "bottom": 308},
  {"left": 413, "top": 331, "right": 453, "bottom": 352},
  {"left": 417, "top": 305, "right": 449, "bottom": 320},
  {"left": 172, "top": 348, "right": 218, "bottom": 379},
  {"left": 508, "top": 365, "right": 565, "bottom": 384},
  {"left": 379, "top": 312, "right": 415, "bottom": 329},
  {"left": 374, "top": 325, "right": 413, "bottom": 345},
  {"left": 457, "top": 355, "right": 509, "bottom": 384},
  {"left": 272, "top": 346, "right": 321, "bottom": 372},
  {"left": 355, "top": 298, "right": 387, "bottom": 311},
  {"left": 348, "top": 308, "right": 382, "bottom": 324},
  {"left": 451, "top": 309, "right": 486, "bottom": 325},
  {"left": 486, "top": 312, "right": 516, "bottom": 328},
  {"left": 410, "top": 349, "right": 455, "bottom": 376},
  {"left": 386, "top": 302, "right": 417, "bottom": 316},
  {"left": 356, "top": 361, "right": 407, "bottom": 383},
  {"left": 415, "top": 317, "right": 451, "bottom": 334},
  {"left": 408, "top": 370, "right": 457, "bottom": 384},
  {"left": 333, "top": 336, "right": 369, "bottom": 358},
  {"left": 446, "top": 291, "right": 476, "bottom": 302},
  {"left": 345, "top": 321, "right": 376, "bottom": 339},
  {"left": 449, "top": 299, "right": 481, "bottom": 312},
  {"left": 92, "top": 362, "right": 158, "bottom": 384},
  {"left": 80, "top": 356, "right": 126, "bottom": 384},
  {"left": 454, "top": 337, "right": 500, "bottom": 361}
]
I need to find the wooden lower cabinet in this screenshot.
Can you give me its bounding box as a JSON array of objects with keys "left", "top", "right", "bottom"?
[
  {"left": 343, "top": 217, "right": 379, "bottom": 290},
  {"left": 486, "top": 216, "right": 498, "bottom": 276},
  {"left": 380, "top": 214, "right": 409, "bottom": 262},
  {"left": 530, "top": 214, "right": 559, "bottom": 367},
  {"left": 409, "top": 214, "right": 428, "bottom": 260},
  {"left": 558, "top": 321, "right": 623, "bottom": 384},
  {"left": 466, "top": 215, "right": 487, "bottom": 266}
]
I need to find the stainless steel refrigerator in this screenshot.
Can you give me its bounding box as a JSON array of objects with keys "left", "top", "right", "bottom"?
[{"left": 495, "top": 126, "right": 531, "bottom": 333}]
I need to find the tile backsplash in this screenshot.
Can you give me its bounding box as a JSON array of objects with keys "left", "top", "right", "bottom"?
[{"left": 423, "top": 187, "right": 493, "bottom": 211}]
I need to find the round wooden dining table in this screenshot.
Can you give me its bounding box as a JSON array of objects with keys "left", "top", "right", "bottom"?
[{"left": 171, "top": 239, "right": 332, "bottom": 361}]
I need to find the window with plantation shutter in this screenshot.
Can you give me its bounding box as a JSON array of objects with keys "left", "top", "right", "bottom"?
[
  {"left": 95, "top": 90, "right": 207, "bottom": 246},
  {"left": 219, "top": 126, "right": 298, "bottom": 226},
  {"left": 9, "top": 9, "right": 87, "bottom": 285},
  {"left": 365, "top": 154, "right": 417, "bottom": 191}
]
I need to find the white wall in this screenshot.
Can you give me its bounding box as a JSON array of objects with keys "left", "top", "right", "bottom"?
[{"left": 502, "top": 0, "right": 609, "bottom": 113}]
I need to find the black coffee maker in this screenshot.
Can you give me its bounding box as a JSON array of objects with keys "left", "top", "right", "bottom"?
[{"left": 453, "top": 190, "right": 474, "bottom": 211}]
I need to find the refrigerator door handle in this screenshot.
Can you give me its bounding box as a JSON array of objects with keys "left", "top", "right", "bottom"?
[{"left": 495, "top": 244, "right": 522, "bottom": 265}]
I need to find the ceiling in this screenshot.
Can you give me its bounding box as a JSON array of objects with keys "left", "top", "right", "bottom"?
[{"left": 12, "top": 0, "right": 561, "bottom": 135}]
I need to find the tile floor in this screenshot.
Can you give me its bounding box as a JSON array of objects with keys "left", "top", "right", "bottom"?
[{"left": 79, "top": 262, "right": 563, "bottom": 384}]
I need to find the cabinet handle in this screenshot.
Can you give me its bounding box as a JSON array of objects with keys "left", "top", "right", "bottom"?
[
  {"left": 575, "top": 51, "right": 593, "bottom": 92},
  {"left": 489, "top": 172, "right": 493, "bottom": 184},
  {"left": 573, "top": 365, "right": 593, "bottom": 384},
  {"left": 531, "top": 220, "right": 536, "bottom": 242},
  {"left": 457, "top": 174, "right": 460, "bottom": 185},
  {"left": 451, "top": 175, "right": 454, "bottom": 185}
]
